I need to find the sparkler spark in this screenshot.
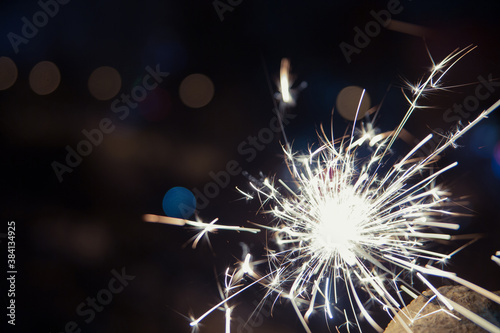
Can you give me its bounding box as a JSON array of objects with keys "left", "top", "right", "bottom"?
[
  {"left": 146, "top": 46, "right": 500, "bottom": 332},
  {"left": 493, "top": 252, "right": 500, "bottom": 267},
  {"left": 280, "top": 58, "right": 293, "bottom": 104},
  {"left": 143, "top": 214, "right": 259, "bottom": 249}
]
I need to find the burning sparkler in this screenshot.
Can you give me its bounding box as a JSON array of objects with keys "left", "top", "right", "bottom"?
[
  {"left": 493, "top": 252, "right": 500, "bottom": 267},
  {"left": 145, "top": 45, "right": 500, "bottom": 332}
]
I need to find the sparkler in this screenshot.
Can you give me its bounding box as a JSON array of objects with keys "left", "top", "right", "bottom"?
[
  {"left": 493, "top": 252, "right": 500, "bottom": 267},
  {"left": 145, "top": 45, "right": 500, "bottom": 332}
]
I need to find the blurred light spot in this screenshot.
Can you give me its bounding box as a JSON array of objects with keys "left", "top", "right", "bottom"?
[
  {"left": 469, "top": 123, "right": 499, "bottom": 158},
  {"left": 88, "top": 66, "right": 122, "bottom": 100},
  {"left": 0, "top": 57, "right": 18, "bottom": 90},
  {"left": 29, "top": 61, "right": 61, "bottom": 95},
  {"left": 280, "top": 58, "right": 292, "bottom": 103},
  {"left": 336, "top": 86, "right": 371, "bottom": 121},
  {"left": 386, "top": 20, "right": 430, "bottom": 37},
  {"left": 163, "top": 186, "right": 196, "bottom": 218},
  {"left": 179, "top": 74, "right": 214, "bottom": 108},
  {"left": 139, "top": 87, "right": 172, "bottom": 121}
]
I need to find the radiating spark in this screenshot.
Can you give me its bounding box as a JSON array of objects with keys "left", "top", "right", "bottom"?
[
  {"left": 384, "top": 45, "right": 477, "bottom": 155},
  {"left": 225, "top": 305, "right": 232, "bottom": 333},
  {"left": 147, "top": 48, "right": 500, "bottom": 332},
  {"left": 416, "top": 273, "right": 453, "bottom": 311},
  {"left": 143, "top": 213, "right": 260, "bottom": 248},
  {"left": 325, "top": 277, "right": 334, "bottom": 319}
]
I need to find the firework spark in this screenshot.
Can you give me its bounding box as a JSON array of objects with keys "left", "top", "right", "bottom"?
[
  {"left": 143, "top": 214, "right": 259, "bottom": 249},
  {"left": 145, "top": 46, "right": 500, "bottom": 332},
  {"left": 493, "top": 252, "right": 500, "bottom": 267}
]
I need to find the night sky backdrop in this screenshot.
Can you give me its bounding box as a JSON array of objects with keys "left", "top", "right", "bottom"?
[{"left": 1, "top": 0, "right": 500, "bottom": 332}]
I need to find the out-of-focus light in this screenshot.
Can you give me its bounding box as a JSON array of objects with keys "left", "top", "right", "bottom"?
[
  {"left": 179, "top": 74, "right": 214, "bottom": 108},
  {"left": 88, "top": 66, "right": 122, "bottom": 101},
  {"left": 29, "top": 61, "right": 61, "bottom": 95},
  {"left": 0, "top": 57, "right": 18, "bottom": 90},
  {"left": 280, "top": 58, "right": 292, "bottom": 104},
  {"left": 162, "top": 186, "right": 196, "bottom": 219},
  {"left": 336, "top": 85, "right": 371, "bottom": 121}
]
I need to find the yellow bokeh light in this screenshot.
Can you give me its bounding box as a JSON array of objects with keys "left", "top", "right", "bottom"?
[
  {"left": 29, "top": 61, "right": 61, "bottom": 95},
  {"left": 179, "top": 74, "right": 214, "bottom": 108},
  {"left": 336, "top": 85, "right": 371, "bottom": 121},
  {"left": 88, "top": 66, "right": 122, "bottom": 101},
  {"left": 0, "top": 57, "right": 18, "bottom": 91}
]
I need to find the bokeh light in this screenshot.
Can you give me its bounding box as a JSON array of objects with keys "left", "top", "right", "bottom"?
[
  {"left": 386, "top": 20, "right": 430, "bottom": 37},
  {"left": 29, "top": 61, "right": 61, "bottom": 95},
  {"left": 179, "top": 74, "right": 214, "bottom": 108},
  {"left": 0, "top": 56, "right": 18, "bottom": 90},
  {"left": 162, "top": 186, "right": 196, "bottom": 218},
  {"left": 336, "top": 85, "right": 371, "bottom": 121},
  {"left": 88, "top": 66, "right": 122, "bottom": 100}
]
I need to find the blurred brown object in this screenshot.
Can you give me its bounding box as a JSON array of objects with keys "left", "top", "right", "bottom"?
[{"left": 384, "top": 285, "right": 500, "bottom": 333}]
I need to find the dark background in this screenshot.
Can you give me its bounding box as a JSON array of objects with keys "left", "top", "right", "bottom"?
[{"left": 1, "top": 0, "right": 500, "bottom": 332}]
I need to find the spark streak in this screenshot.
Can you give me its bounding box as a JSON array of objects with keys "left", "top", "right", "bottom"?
[
  {"left": 493, "top": 252, "right": 500, "bottom": 267},
  {"left": 143, "top": 214, "right": 259, "bottom": 248},
  {"left": 148, "top": 47, "right": 500, "bottom": 332}
]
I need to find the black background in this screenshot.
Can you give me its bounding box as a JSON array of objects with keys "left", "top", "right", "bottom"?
[{"left": 1, "top": 0, "right": 500, "bottom": 332}]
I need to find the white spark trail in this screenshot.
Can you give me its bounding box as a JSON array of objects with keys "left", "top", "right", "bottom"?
[
  {"left": 493, "top": 252, "right": 500, "bottom": 266},
  {"left": 443, "top": 297, "right": 500, "bottom": 333},
  {"left": 146, "top": 48, "right": 500, "bottom": 332}
]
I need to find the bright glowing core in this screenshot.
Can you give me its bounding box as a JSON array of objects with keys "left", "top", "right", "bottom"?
[{"left": 310, "top": 189, "right": 369, "bottom": 265}]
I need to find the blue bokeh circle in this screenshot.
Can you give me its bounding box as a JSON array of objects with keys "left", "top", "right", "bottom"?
[{"left": 162, "top": 186, "right": 196, "bottom": 218}]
